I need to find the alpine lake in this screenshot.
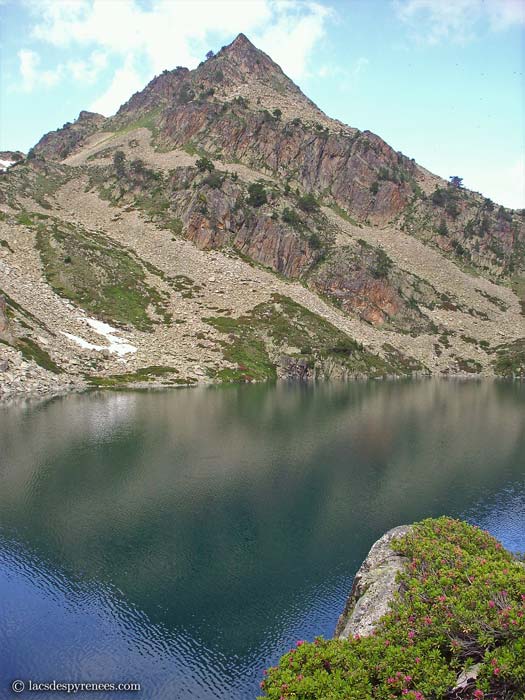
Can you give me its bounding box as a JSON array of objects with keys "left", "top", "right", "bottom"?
[{"left": 1, "top": 380, "right": 524, "bottom": 699}]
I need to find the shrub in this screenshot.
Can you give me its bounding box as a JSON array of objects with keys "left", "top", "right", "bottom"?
[
  {"left": 438, "top": 219, "right": 448, "bottom": 236},
  {"left": 203, "top": 172, "right": 223, "bottom": 189},
  {"left": 196, "top": 156, "right": 214, "bottom": 173},
  {"left": 370, "top": 181, "right": 379, "bottom": 195},
  {"left": 282, "top": 207, "right": 303, "bottom": 229},
  {"left": 247, "top": 182, "right": 267, "bottom": 207},
  {"left": 297, "top": 193, "right": 319, "bottom": 213},
  {"left": 432, "top": 188, "right": 447, "bottom": 206},
  {"left": 449, "top": 175, "right": 463, "bottom": 188},
  {"left": 272, "top": 108, "right": 282, "bottom": 120},
  {"left": 233, "top": 96, "right": 248, "bottom": 108},
  {"left": 372, "top": 248, "right": 392, "bottom": 279},
  {"left": 446, "top": 201, "right": 460, "bottom": 219},
  {"left": 308, "top": 232, "right": 322, "bottom": 250},
  {"left": 497, "top": 206, "right": 512, "bottom": 223},
  {"left": 113, "top": 150, "right": 126, "bottom": 178},
  {"left": 260, "top": 517, "right": 525, "bottom": 700}
]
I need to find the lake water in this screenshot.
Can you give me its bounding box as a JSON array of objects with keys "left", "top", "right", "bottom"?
[{"left": 1, "top": 380, "right": 524, "bottom": 699}]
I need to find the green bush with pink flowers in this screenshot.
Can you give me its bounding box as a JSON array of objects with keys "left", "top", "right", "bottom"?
[{"left": 259, "top": 517, "right": 525, "bottom": 699}]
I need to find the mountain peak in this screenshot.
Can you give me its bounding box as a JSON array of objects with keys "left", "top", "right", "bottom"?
[
  {"left": 228, "top": 33, "right": 254, "bottom": 51},
  {"left": 211, "top": 32, "right": 286, "bottom": 83}
]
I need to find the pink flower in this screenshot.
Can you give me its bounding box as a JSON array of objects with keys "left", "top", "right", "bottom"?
[
  {"left": 415, "top": 657, "right": 421, "bottom": 664},
  {"left": 473, "top": 691, "right": 484, "bottom": 699},
  {"left": 488, "top": 600, "right": 495, "bottom": 608},
  {"left": 408, "top": 630, "right": 415, "bottom": 639},
  {"left": 405, "top": 676, "right": 412, "bottom": 683},
  {"left": 296, "top": 640, "right": 305, "bottom": 647},
  {"left": 387, "top": 677, "right": 395, "bottom": 685},
  {"left": 297, "top": 674, "right": 303, "bottom": 681},
  {"left": 493, "top": 667, "right": 500, "bottom": 675}
]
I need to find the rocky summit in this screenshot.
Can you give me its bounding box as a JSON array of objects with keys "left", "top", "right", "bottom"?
[{"left": 0, "top": 34, "right": 524, "bottom": 399}]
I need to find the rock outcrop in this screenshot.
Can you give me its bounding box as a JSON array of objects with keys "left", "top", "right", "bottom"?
[
  {"left": 31, "top": 111, "right": 106, "bottom": 160},
  {"left": 335, "top": 524, "right": 412, "bottom": 638}
]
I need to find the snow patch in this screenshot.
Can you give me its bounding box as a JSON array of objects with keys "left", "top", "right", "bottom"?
[
  {"left": 61, "top": 316, "right": 137, "bottom": 356},
  {"left": 0, "top": 160, "right": 15, "bottom": 172},
  {"left": 61, "top": 332, "right": 104, "bottom": 352}
]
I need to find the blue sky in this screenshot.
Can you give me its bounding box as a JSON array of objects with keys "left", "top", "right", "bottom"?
[{"left": 1, "top": 0, "right": 524, "bottom": 208}]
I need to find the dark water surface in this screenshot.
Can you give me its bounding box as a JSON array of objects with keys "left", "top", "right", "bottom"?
[{"left": 0, "top": 381, "right": 524, "bottom": 699}]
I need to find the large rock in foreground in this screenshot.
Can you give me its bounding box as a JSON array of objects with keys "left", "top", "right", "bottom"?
[{"left": 335, "top": 524, "right": 412, "bottom": 638}]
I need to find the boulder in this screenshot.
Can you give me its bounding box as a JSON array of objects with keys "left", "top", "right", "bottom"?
[{"left": 335, "top": 524, "right": 412, "bottom": 638}]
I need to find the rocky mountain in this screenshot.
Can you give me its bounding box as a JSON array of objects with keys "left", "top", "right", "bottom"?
[{"left": 1, "top": 34, "right": 524, "bottom": 398}]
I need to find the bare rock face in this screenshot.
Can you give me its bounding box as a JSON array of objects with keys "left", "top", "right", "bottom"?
[
  {"left": 0, "top": 151, "right": 24, "bottom": 163},
  {"left": 335, "top": 525, "right": 412, "bottom": 639},
  {"left": 32, "top": 111, "right": 106, "bottom": 160}
]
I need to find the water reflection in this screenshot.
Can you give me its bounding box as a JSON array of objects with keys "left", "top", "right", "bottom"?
[{"left": 0, "top": 381, "right": 524, "bottom": 698}]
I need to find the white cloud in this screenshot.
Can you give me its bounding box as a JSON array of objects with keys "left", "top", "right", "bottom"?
[
  {"left": 68, "top": 50, "right": 107, "bottom": 84},
  {"left": 23, "top": 0, "right": 332, "bottom": 114},
  {"left": 395, "top": 0, "right": 525, "bottom": 44},
  {"left": 18, "top": 48, "right": 62, "bottom": 91},
  {"left": 90, "top": 56, "right": 143, "bottom": 116},
  {"left": 250, "top": 2, "right": 332, "bottom": 80}
]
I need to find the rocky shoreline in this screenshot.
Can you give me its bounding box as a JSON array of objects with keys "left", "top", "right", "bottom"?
[{"left": 332, "top": 523, "right": 524, "bottom": 696}]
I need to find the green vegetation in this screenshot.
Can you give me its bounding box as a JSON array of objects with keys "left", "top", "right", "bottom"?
[
  {"left": 260, "top": 517, "right": 525, "bottom": 700},
  {"left": 371, "top": 247, "right": 393, "bottom": 279},
  {"left": 297, "top": 193, "right": 319, "bottom": 213},
  {"left": 196, "top": 156, "right": 214, "bottom": 173},
  {"left": 0, "top": 239, "right": 13, "bottom": 252},
  {"left": 35, "top": 218, "right": 169, "bottom": 330},
  {"left": 492, "top": 338, "right": 525, "bottom": 378},
  {"left": 205, "top": 294, "right": 400, "bottom": 382},
  {"left": 17, "top": 337, "right": 62, "bottom": 373},
  {"left": 89, "top": 156, "right": 182, "bottom": 234},
  {"left": 112, "top": 107, "right": 162, "bottom": 138},
  {"left": 282, "top": 207, "right": 304, "bottom": 230},
  {"left": 247, "top": 182, "right": 268, "bottom": 207},
  {"left": 510, "top": 275, "right": 525, "bottom": 316},
  {"left": 381, "top": 344, "right": 426, "bottom": 375},
  {"left": 4, "top": 162, "right": 73, "bottom": 210},
  {"left": 203, "top": 172, "right": 224, "bottom": 189},
  {"left": 438, "top": 219, "right": 448, "bottom": 237},
  {"left": 87, "top": 366, "right": 185, "bottom": 387},
  {"left": 456, "top": 357, "right": 482, "bottom": 374},
  {"left": 168, "top": 274, "right": 202, "bottom": 298},
  {"left": 329, "top": 203, "right": 361, "bottom": 227}
]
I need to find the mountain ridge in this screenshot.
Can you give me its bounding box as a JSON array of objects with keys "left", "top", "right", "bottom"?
[{"left": 1, "top": 33, "right": 524, "bottom": 398}]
